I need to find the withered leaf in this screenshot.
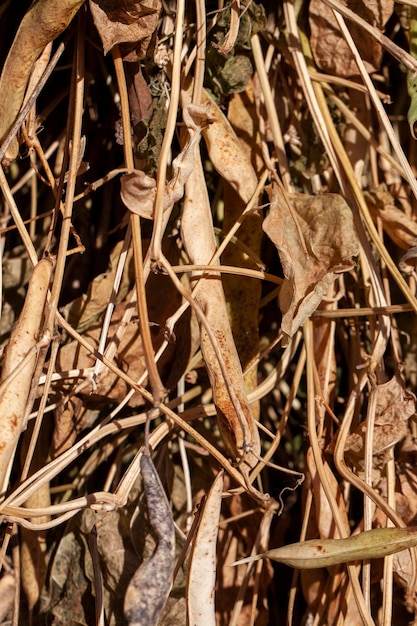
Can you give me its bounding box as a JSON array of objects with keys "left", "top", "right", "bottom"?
[
  {"left": 342, "top": 376, "right": 415, "bottom": 469},
  {"left": 121, "top": 103, "right": 209, "bottom": 219},
  {"left": 399, "top": 247, "right": 417, "bottom": 274},
  {"left": 58, "top": 299, "right": 146, "bottom": 405},
  {"left": 0, "top": 574, "right": 14, "bottom": 623},
  {"left": 124, "top": 454, "right": 175, "bottom": 626},
  {"left": 63, "top": 239, "right": 134, "bottom": 333},
  {"left": 309, "top": 0, "right": 393, "bottom": 78},
  {"left": 49, "top": 528, "right": 92, "bottom": 626},
  {"left": 307, "top": 448, "right": 349, "bottom": 541},
  {"left": 263, "top": 188, "right": 359, "bottom": 339},
  {"left": 365, "top": 186, "right": 417, "bottom": 250},
  {"left": 89, "top": 0, "right": 161, "bottom": 59}
]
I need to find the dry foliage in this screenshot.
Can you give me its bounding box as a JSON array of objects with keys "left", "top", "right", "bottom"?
[{"left": 1, "top": 1, "right": 417, "bottom": 625}]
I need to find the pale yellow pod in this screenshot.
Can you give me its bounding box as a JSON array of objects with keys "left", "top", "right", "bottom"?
[
  {"left": 0, "top": 0, "right": 85, "bottom": 162},
  {"left": 187, "top": 471, "right": 224, "bottom": 626},
  {"left": 0, "top": 258, "right": 53, "bottom": 491},
  {"left": 182, "top": 85, "right": 258, "bottom": 205},
  {"left": 232, "top": 527, "right": 417, "bottom": 570}
]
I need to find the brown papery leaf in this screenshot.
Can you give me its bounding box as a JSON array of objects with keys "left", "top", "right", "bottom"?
[
  {"left": 89, "top": 0, "right": 161, "bottom": 59},
  {"left": 0, "top": 574, "right": 14, "bottom": 622},
  {"left": 263, "top": 187, "right": 359, "bottom": 339},
  {"left": 342, "top": 376, "right": 415, "bottom": 469},
  {"left": 365, "top": 186, "right": 417, "bottom": 250},
  {"left": 309, "top": 0, "right": 393, "bottom": 78},
  {"left": 121, "top": 103, "right": 209, "bottom": 219},
  {"left": 307, "top": 448, "right": 350, "bottom": 541}
]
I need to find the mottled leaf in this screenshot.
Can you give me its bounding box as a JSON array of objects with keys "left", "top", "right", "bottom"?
[{"left": 365, "top": 186, "right": 417, "bottom": 250}]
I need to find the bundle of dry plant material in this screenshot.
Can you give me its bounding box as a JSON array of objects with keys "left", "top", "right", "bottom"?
[{"left": 1, "top": 1, "right": 417, "bottom": 624}]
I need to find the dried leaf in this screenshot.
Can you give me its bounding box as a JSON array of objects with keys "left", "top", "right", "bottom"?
[
  {"left": 20, "top": 426, "right": 51, "bottom": 612},
  {"left": 121, "top": 103, "right": 209, "bottom": 219},
  {"left": 212, "top": 0, "right": 240, "bottom": 56},
  {"left": 302, "top": 450, "right": 350, "bottom": 623},
  {"left": 0, "top": 573, "right": 15, "bottom": 623},
  {"left": 58, "top": 246, "right": 187, "bottom": 407},
  {"left": 77, "top": 507, "right": 141, "bottom": 624},
  {"left": 399, "top": 247, "right": 417, "bottom": 274},
  {"left": 312, "top": 299, "right": 337, "bottom": 400},
  {"left": 307, "top": 448, "right": 349, "bottom": 541},
  {"left": 124, "top": 454, "right": 175, "bottom": 626},
  {"left": 232, "top": 527, "right": 417, "bottom": 569},
  {"left": 48, "top": 527, "right": 92, "bottom": 626},
  {"left": 263, "top": 187, "right": 359, "bottom": 339},
  {"left": 342, "top": 376, "right": 415, "bottom": 469},
  {"left": 0, "top": 0, "right": 85, "bottom": 162},
  {"left": 187, "top": 471, "right": 224, "bottom": 626},
  {"left": 50, "top": 397, "right": 82, "bottom": 458},
  {"left": 309, "top": 0, "right": 393, "bottom": 78},
  {"left": 125, "top": 61, "right": 153, "bottom": 127},
  {"left": 58, "top": 299, "right": 146, "bottom": 404},
  {"left": 365, "top": 186, "right": 417, "bottom": 250},
  {"left": 20, "top": 525, "right": 48, "bottom": 612},
  {"left": 365, "top": 185, "right": 417, "bottom": 248},
  {"left": 63, "top": 239, "right": 134, "bottom": 332},
  {"left": 89, "top": 0, "right": 161, "bottom": 59}
]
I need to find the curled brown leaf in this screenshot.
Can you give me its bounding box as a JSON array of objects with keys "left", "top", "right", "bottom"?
[
  {"left": 340, "top": 376, "right": 415, "bottom": 470},
  {"left": 89, "top": 0, "right": 161, "bottom": 59},
  {"left": 309, "top": 0, "right": 393, "bottom": 78},
  {"left": 263, "top": 186, "right": 359, "bottom": 339},
  {"left": 121, "top": 103, "right": 209, "bottom": 219}
]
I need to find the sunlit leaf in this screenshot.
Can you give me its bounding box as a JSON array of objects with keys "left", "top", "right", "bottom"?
[{"left": 263, "top": 186, "right": 359, "bottom": 339}]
